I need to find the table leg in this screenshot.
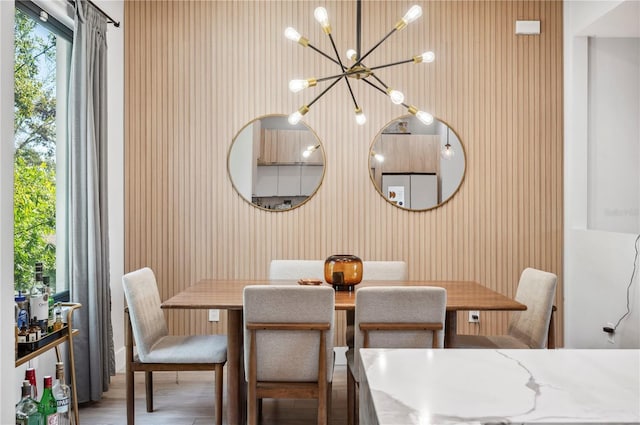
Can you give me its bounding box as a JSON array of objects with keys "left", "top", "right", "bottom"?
[
  {"left": 444, "top": 311, "right": 457, "bottom": 348},
  {"left": 227, "top": 309, "right": 245, "bottom": 424}
]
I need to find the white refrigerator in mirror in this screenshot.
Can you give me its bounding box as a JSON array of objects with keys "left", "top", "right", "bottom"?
[{"left": 382, "top": 173, "right": 438, "bottom": 209}]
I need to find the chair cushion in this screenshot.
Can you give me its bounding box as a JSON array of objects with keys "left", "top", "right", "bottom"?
[
  {"left": 244, "top": 285, "right": 335, "bottom": 382},
  {"left": 452, "top": 334, "right": 530, "bottom": 349},
  {"left": 268, "top": 260, "right": 325, "bottom": 280},
  {"left": 122, "top": 268, "right": 170, "bottom": 359},
  {"left": 142, "top": 334, "right": 228, "bottom": 363},
  {"left": 509, "top": 268, "right": 558, "bottom": 348},
  {"left": 362, "top": 261, "right": 408, "bottom": 280}
]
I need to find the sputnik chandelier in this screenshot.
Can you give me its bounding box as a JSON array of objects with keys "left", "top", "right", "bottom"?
[{"left": 285, "top": 0, "right": 435, "bottom": 127}]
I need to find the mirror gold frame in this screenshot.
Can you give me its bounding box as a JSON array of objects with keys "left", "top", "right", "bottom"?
[
  {"left": 228, "top": 114, "right": 326, "bottom": 211},
  {"left": 369, "top": 115, "right": 466, "bottom": 211}
]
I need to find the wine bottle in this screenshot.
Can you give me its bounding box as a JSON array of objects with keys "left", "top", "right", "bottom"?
[
  {"left": 52, "top": 362, "right": 71, "bottom": 425},
  {"left": 16, "top": 380, "right": 43, "bottom": 425},
  {"left": 38, "top": 376, "right": 58, "bottom": 425},
  {"left": 25, "top": 368, "right": 37, "bottom": 399}
]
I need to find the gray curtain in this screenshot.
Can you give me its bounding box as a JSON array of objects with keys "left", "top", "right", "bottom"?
[{"left": 68, "top": 0, "right": 114, "bottom": 403}]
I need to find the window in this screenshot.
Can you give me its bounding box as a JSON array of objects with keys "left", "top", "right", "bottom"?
[{"left": 14, "top": 2, "right": 71, "bottom": 299}]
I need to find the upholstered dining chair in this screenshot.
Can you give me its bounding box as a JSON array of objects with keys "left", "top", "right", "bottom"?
[
  {"left": 451, "top": 267, "right": 558, "bottom": 349},
  {"left": 244, "top": 285, "right": 335, "bottom": 425},
  {"left": 268, "top": 259, "right": 325, "bottom": 280},
  {"left": 268, "top": 259, "right": 408, "bottom": 281},
  {"left": 362, "top": 261, "right": 408, "bottom": 281},
  {"left": 268, "top": 260, "right": 409, "bottom": 348},
  {"left": 122, "top": 268, "right": 227, "bottom": 425},
  {"left": 347, "top": 286, "right": 447, "bottom": 425}
]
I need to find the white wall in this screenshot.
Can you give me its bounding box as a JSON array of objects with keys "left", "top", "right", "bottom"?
[
  {"left": 99, "top": 0, "right": 126, "bottom": 374},
  {"left": 564, "top": 0, "right": 640, "bottom": 348},
  {"left": 587, "top": 37, "right": 639, "bottom": 233},
  {"left": 0, "top": 1, "right": 16, "bottom": 421}
]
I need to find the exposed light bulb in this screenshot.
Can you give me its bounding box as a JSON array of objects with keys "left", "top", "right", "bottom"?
[
  {"left": 306, "top": 145, "right": 316, "bottom": 150},
  {"left": 374, "top": 153, "right": 385, "bottom": 163},
  {"left": 441, "top": 144, "right": 455, "bottom": 160},
  {"left": 415, "top": 110, "right": 434, "bottom": 125},
  {"left": 355, "top": 108, "right": 366, "bottom": 125},
  {"left": 288, "top": 105, "right": 309, "bottom": 125},
  {"left": 346, "top": 49, "right": 358, "bottom": 61},
  {"left": 314, "top": 7, "right": 330, "bottom": 28},
  {"left": 288, "top": 111, "right": 303, "bottom": 125},
  {"left": 289, "top": 78, "right": 317, "bottom": 93},
  {"left": 387, "top": 89, "right": 405, "bottom": 105},
  {"left": 302, "top": 149, "right": 312, "bottom": 158},
  {"left": 402, "top": 5, "right": 423, "bottom": 24},
  {"left": 407, "top": 105, "right": 434, "bottom": 126},
  {"left": 289, "top": 80, "right": 308, "bottom": 93},
  {"left": 419, "top": 51, "right": 435, "bottom": 63},
  {"left": 284, "top": 27, "right": 302, "bottom": 42}
]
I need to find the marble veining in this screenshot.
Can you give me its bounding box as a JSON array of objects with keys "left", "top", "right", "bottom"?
[{"left": 359, "top": 349, "right": 640, "bottom": 425}]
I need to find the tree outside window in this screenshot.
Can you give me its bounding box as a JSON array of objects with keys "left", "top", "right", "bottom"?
[{"left": 14, "top": 7, "right": 68, "bottom": 294}]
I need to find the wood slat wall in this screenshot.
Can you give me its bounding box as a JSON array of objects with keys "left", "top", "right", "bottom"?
[{"left": 124, "top": 0, "right": 564, "bottom": 345}]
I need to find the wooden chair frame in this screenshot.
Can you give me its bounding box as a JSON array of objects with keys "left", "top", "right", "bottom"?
[
  {"left": 124, "top": 308, "right": 225, "bottom": 425},
  {"left": 347, "top": 322, "right": 443, "bottom": 425},
  {"left": 247, "top": 322, "right": 332, "bottom": 425}
]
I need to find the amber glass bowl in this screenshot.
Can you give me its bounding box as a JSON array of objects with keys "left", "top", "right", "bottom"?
[{"left": 324, "top": 255, "right": 363, "bottom": 291}]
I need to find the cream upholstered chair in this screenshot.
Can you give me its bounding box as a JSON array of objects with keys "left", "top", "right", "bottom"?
[
  {"left": 344, "top": 261, "right": 408, "bottom": 346},
  {"left": 244, "top": 285, "right": 335, "bottom": 425},
  {"left": 268, "top": 259, "right": 408, "bottom": 281},
  {"left": 362, "top": 261, "right": 408, "bottom": 281},
  {"left": 268, "top": 259, "right": 325, "bottom": 280},
  {"left": 347, "top": 286, "right": 447, "bottom": 425},
  {"left": 452, "top": 267, "right": 558, "bottom": 349},
  {"left": 268, "top": 260, "right": 409, "bottom": 346},
  {"left": 122, "top": 268, "right": 227, "bottom": 425}
]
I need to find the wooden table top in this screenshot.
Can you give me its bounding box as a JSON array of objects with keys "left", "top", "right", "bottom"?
[{"left": 161, "top": 279, "right": 526, "bottom": 312}]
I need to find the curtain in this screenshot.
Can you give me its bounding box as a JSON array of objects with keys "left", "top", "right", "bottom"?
[{"left": 68, "top": 0, "right": 114, "bottom": 403}]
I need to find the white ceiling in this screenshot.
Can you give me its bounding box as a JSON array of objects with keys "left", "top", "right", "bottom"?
[{"left": 578, "top": 0, "right": 640, "bottom": 38}]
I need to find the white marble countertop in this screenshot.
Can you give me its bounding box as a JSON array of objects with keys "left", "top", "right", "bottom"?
[{"left": 359, "top": 348, "right": 640, "bottom": 424}]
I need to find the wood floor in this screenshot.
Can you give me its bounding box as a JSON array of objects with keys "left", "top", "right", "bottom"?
[{"left": 79, "top": 365, "right": 348, "bottom": 425}]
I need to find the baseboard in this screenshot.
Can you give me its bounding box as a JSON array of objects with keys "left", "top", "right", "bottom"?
[{"left": 334, "top": 346, "right": 347, "bottom": 365}]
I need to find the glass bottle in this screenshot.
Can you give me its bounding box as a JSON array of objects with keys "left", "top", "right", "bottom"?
[
  {"left": 53, "top": 304, "right": 64, "bottom": 332},
  {"left": 38, "top": 375, "right": 58, "bottom": 425},
  {"left": 52, "top": 362, "right": 70, "bottom": 425},
  {"left": 28, "top": 317, "right": 41, "bottom": 342},
  {"left": 30, "top": 262, "right": 48, "bottom": 334},
  {"left": 16, "top": 380, "right": 43, "bottom": 425},
  {"left": 25, "top": 368, "right": 37, "bottom": 399},
  {"left": 18, "top": 324, "right": 29, "bottom": 343},
  {"left": 44, "top": 276, "right": 55, "bottom": 332}
]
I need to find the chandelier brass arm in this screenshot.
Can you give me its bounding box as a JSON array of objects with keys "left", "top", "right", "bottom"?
[{"left": 285, "top": 0, "right": 435, "bottom": 126}]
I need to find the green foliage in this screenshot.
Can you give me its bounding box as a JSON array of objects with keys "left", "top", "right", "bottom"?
[
  {"left": 14, "top": 157, "right": 56, "bottom": 292},
  {"left": 14, "top": 8, "right": 58, "bottom": 292}
]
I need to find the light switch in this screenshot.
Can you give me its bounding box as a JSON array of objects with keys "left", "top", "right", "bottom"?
[{"left": 515, "top": 20, "right": 540, "bottom": 35}]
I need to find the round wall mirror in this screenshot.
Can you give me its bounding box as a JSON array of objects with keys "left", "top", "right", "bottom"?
[
  {"left": 369, "top": 115, "right": 466, "bottom": 210},
  {"left": 228, "top": 115, "right": 325, "bottom": 211}
]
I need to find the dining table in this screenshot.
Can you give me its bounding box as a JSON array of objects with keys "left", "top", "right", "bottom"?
[{"left": 161, "top": 279, "right": 526, "bottom": 424}]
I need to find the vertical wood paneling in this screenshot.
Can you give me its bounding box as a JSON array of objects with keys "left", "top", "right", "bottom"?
[{"left": 125, "top": 0, "right": 564, "bottom": 345}]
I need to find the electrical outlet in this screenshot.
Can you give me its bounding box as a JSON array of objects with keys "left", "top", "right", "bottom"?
[
  {"left": 208, "top": 309, "right": 220, "bottom": 322},
  {"left": 468, "top": 310, "right": 480, "bottom": 323},
  {"left": 607, "top": 322, "right": 615, "bottom": 344}
]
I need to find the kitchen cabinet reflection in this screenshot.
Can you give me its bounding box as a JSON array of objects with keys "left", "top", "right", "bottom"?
[
  {"left": 370, "top": 116, "right": 466, "bottom": 210},
  {"left": 228, "top": 115, "right": 325, "bottom": 211}
]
